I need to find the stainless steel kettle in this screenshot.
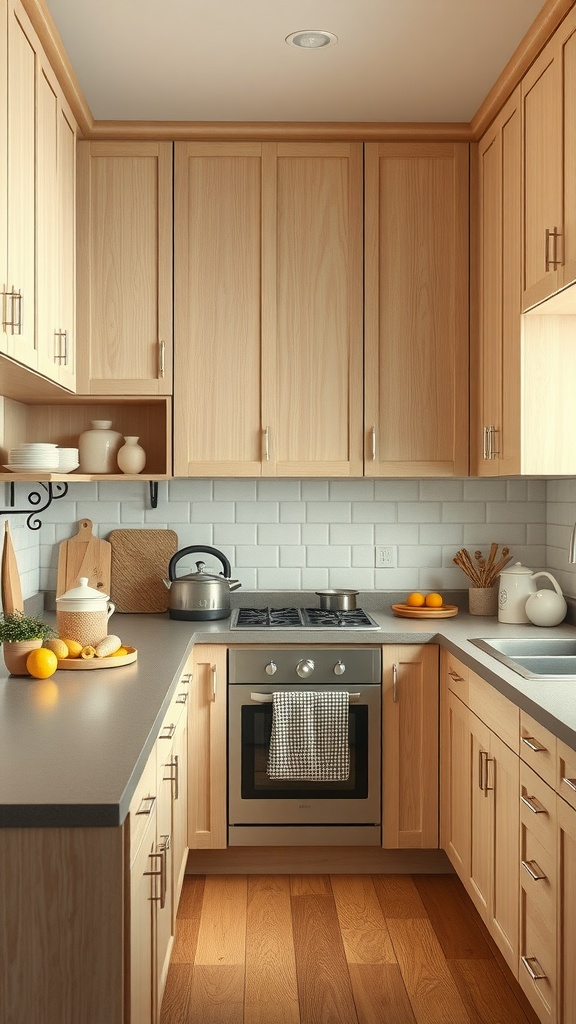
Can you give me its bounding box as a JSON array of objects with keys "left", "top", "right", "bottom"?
[{"left": 164, "top": 545, "right": 241, "bottom": 620}]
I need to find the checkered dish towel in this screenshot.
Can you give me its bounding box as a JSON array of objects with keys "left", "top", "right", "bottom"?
[{"left": 267, "top": 690, "right": 350, "bottom": 781}]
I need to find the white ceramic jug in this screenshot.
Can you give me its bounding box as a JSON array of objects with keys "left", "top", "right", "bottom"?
[
  {"left": 525, "top": 573, "right": 567, "bottom": 627},
  {"left": 498, "top": 563, "right": 564, "bottom": 624}
]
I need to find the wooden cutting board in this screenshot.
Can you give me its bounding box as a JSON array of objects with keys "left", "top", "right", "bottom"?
[
  {"left": 2, "top": 521, "right": 24, "bottom": 613},
  {"left": 108, "top": 529, "right": 178, "bottom": 613},
  {"left": 56, "top": 519, "right": 112, "bottom": 598}
]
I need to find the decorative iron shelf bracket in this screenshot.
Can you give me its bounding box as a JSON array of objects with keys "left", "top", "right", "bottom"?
[{"left": 2, "top": 481, "right": 69, "bottom": 530}]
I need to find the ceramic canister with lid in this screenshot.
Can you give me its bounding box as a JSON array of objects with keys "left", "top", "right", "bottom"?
[{"left": 56, "top": 577, "right": 116, "bottom": 647}]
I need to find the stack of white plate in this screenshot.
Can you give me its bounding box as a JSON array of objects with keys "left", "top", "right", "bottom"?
[
  {"left": 57, "top": 447, "right": 80, "bottom": 472},
  {"left": 5, "top": 443, "right": 60, "bottom": 472}
]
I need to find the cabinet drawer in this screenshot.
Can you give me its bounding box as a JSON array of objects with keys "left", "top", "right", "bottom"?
[
  {"left": 520, "top": 762, "right": 557, "bottom": 854},
  {"left": 443, "top": 650, "right": 469, "bottom": 703},
  {"left": 520, "top": 711, "right": 557, "bottom": 789},
  {"left": 469, "top": 672, "right": 519, "bottom": 752},
  {"left": 519, "top": 892, "right": 556, "bottom": 1023},
  {"left": 128, "top": 743, "right": 157, "bottom": 865},
  {"left": 520, "top": 827, "right": 556, "bottom": 920},
  {"left": 557, "top": 739, "right": 576, "bottom": 811},
  {"left": 158, "top": 670, "right": 192, "bottom": 741}
]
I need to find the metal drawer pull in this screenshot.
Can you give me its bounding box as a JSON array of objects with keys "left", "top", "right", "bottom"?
[
  {"left": 136, "top": 795, "right": 156, "bottom": 816},
  {"left": 479, "top": 750, "right": 493, "bottom": 795},
  {"left": 562, "top": 776, "right": 576, "bottom": 793},
  {"left": 211, "top": 664, "right": 217, "bottom": 702},
  {"left": 448, "top": 669, "right": 464, "bottom": 683},
  {"left": 521, "top": 859, "right": 546, "bottom": 881},
  {"left": 482, "top": 426, "right": 489, "bottom": 461},
  {"left": 522, "top": 736, "right": 547, "bottom": 753},
  {"left": 521, "top": 794, "right": 547, "bottom": 814},
  {"left": 145, "top": 851, "right": 163, "bottom": 902},
  {"left": 371, "top": 425, "right": 377, "bottom": 461},
  {"left": 250, "top": 691, "right": 361, "bottom": 704},
  {"left": 159, "top": 723, "right": 176, "bottom": 740},
  {"left": 264, "top": 426, "right": 270, "bottom": 461},
  {"left": 392, "top": 663, "right": 398, "bottom": 704},
  {"left": 159, "top": 339, "right": 166, "bottom": 378},
  {"left": 522, "top": 956, "right": 547, "bottom": 982},
  {"left": 175, "top": 692, "right": 188, "bottom": 704},
  {"left": 165, "top": 755, "right": 179, "bottom": 800}
]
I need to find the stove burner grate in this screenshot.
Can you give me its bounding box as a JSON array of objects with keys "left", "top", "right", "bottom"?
[{"left": 230, "top": 606, "right": 380, "bottom": 630}]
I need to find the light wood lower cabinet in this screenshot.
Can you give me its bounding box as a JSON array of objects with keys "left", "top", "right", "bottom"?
[
  {"left": 188, "top": 644, "right": 227, "bottom": 849},
  {"left": 382, "top": 644, "right": 439, "bottom": 849},
  {"left": 440, "top": 651, "right": 519, "bottom": 976},
  {"left": 557, "top": 795, "right": 576, "bottom": 1024}
]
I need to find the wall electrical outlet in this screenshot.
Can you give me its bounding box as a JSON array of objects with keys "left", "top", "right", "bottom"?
[{"left": 375, "top": 545, "right": 397, "bottom": 568}]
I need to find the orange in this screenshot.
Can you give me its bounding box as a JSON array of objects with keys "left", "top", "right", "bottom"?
[
  {"left": 425, "top": 592, "right": 443, "bottom": 608},
  {"left": 406, "top": 592, "right": 425, "bottom": 607},
  {"left": 26, "top": 648, "right": 58, "bottom": 679}
]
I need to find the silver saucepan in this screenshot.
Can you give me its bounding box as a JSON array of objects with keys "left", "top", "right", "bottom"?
[
  {"left": 315, "top": 589, "right": 359, "bottom": 611},
  {"left": 164, "top": 545, "right": 241, "bottom": 620}
]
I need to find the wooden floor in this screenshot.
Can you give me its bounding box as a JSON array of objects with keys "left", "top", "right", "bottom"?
[{"left": 160, "top": 873, "right": 542, "bottom": 1024}]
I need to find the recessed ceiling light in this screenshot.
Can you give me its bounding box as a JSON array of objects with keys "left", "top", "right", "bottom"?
[{"left": 285, "top": 30, "right": 338, "bottom": 49}]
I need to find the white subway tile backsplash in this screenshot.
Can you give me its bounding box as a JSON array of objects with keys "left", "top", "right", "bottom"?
[{"left": 18, "top": 472, "right": 568, "bottom": 599}]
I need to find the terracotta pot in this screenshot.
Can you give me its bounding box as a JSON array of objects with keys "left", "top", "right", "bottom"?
[{"left": 2, "top": 638, "right": 43, "bottom": 676}]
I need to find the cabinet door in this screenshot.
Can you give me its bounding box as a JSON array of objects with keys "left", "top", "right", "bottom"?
[
  {"left": 77, "top": 141, "right": 173, "bottom": 395},
  {"left": 440, "top": 685, "right": 471, "bottom": 877},
  {"left": 365, "top": 142, "right": 469, "bottom": 477},
  {"left": 174, "top": 142, "right": 264, "bottom": 475},
  {"left": 476, "top": 89, "right": 521, "bottom": 476},
  {"left": 36, "top": 61, "right": 60, "bottom": 383},
  {"left": 382, "top": 644, "right": 439, "bottom": 849},
  {"left": 558, "top": 795, "right": 576, "bottom": 1024},
  {"left": 189, "top": 644, "right": 227, "bottom": 849},
  {"left": 490, "top": 731, "right": 520, "bottom": 975},
  {"left": 5, "top": 0, "right": 37, "bottom": 367},
  {"left": 171, "top": 706, "right": 189, "bottom": 916},
  {"left": 130, "top": 828, "right": 156, "bottom": 1024},
  {"left": 522, "top": 38, "right": 563, "bottom": 309},
  {"left": 261, "top": 142, "right": 364, "bottom": 477},
  {"left": 56, "top": 103, "right": 77, "bottom": 390},
  {"left": 561, "top": 8, "right": 576, "bottom": 291},
  {"left": 156, "top": 728, "right": 175, "bottom": 1012},
  {"left": 0, "top": 0, "right": 6, "bottom": 358},
  {"left": 468, "top": 710, "right": 493, "bottom": 918}
]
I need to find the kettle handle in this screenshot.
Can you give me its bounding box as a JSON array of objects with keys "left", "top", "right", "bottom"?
[
  {"left": 168, "top": 545, "right": 232, "bottom": 582},
  {"left": 531, "top": 571, "right": 564, "bottom": 596}
]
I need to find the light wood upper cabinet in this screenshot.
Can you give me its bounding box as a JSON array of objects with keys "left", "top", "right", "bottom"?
[
  {"left": 0, "top": 0, "right": 7, "bottom": 359},
  {"left": 522, "top": 5, "right": 576, "bottom": 310},
  {"left": 475, "top": 89, "right": 521, "bottom": 476},
  {"left": 364, "top": 143, "right": 469, "bottom": 477},
  {"left": 76, "top": 141, "right": 173, "bottom": 395},
  {"left": 174, "top": 141, "right": 364, "bottom": 477},
  {"left": 382, "top": 644, "right": 439, "bottom": 849}
]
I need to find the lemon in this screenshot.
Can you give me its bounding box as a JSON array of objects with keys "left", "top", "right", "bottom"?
[
  {"left": 60, "top": 637, "right": 83, "bottom": 658},
  {"left": 406, "top": 592, "right": 425, "bottom": 607},
  {"left": 107, "top": 646, "right": 129, "bottom": 658},
  {"left": 26, "top": 648, "right": 58, "bottom": 679},
  {"left": 44, "top": 638, "right": 69, "bottom": 660},
  {"left": 425, "top": 592, "right": 443, "bottom": 608}
]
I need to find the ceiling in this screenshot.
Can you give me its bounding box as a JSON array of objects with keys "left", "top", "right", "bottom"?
[{"left": 45, "top": 0, "right": 546, "bottom": 124}]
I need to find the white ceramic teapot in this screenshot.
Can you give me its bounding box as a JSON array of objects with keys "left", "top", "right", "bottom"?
[
  {"left": 498, "top": 563, "right": 564, "bottom": 624},
  {"left": 525, "top": 573, "right": 567, "bottom": 627}
]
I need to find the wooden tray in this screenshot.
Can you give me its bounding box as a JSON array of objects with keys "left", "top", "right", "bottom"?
[
  {"left": 391, "top": 604, "right": 459, "bottom": 619},
  {"left": 56, "top": 646, "right": 138, "bottom": 670}
]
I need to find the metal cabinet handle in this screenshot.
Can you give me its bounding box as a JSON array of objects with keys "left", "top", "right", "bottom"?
[
  {"left": 392, "top": 663, "right": 398, "bottom": 704},
  {"left": 489, "top": 425, "right": 499, "bottom": 457},
  {"left": 545, "top": 227, "right": 563, "bottom": 270},
  {"left": 211, "top": 664, "right": 217, "bottom": 702},
  {"left": 136, "top": 795, "right": 156, "bottom": 816},
  {"left": 250, "top": 691, "right": 361, "bottom": 704},
  {"left": 144, "top": 850, "right": 163, "bottom": 902},
  {"left": 54, "top": 329, "right": 68, "bottom": 365},
  {"left": 479, "top": 751, "right": 493, "bottom": 795},
  {"left": 448, "top": 669, "right": 464, "bottom": 683},
  {"left": 521, "top": 736, "right": 547, "bottom": 753},
  {"left": 521, "top": 794, "right": 547, "bottom": 814},
  {"left": 562, "top": 776, "right": 576, "bottom": 793},
  {"left": 159, "top": 723, "right": 176, "bottom": 740},
  {"left": 12, "top": 289, "right": 22, "bottom": 334},
  {"left": 521, "top": 956, "right": 547, "bottom": 981},
  {"left": 264, "top": 426, "right": 270, "bottom": 461},
  {"left": 371, "top": 425, "right": 377, "bottom": 461},
  {"left": 175, "top": 692, "right": 188, "bottom": 705},
  {"left": 482, "top": 426, "right": 489, "bottom": 461},
  {"left": 159, "top": 339, "right": 166, "bottom": 378},
  {"left": 3, "top": 286, "right": 22, "bottom": 334},
  {"left": 521, "top": 859, "right": 546, "bottom": 881},
  {"left": 165, "top": 755, "right": 180, "bottom": 800}
]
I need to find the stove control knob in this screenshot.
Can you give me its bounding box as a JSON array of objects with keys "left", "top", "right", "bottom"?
[
  {"left": 296, "top": 658, "right": 315, "bottom": 678},
  {"left": 265, "top": 661, "right": 277, "bottom": 676},
  {"left": 333, "top": 660, "right": 346, "bottom": 676}
]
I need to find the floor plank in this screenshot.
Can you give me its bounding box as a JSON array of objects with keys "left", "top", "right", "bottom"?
[
  {"left": 185, "top": 965, "right": 244, "bottom": 1024},
  {"left": 160, "top": 965, "right": 194, "bottom": 1024},
  {"left": 244, "top": 876, "right": 299, "bottom": 1024},
  {"left": 387, "top": 917, "right": 473, "bottom": 1024},
  {"left": 412, "top": 874, "right": 493, "bottom": 960},
  {"left": 194, "top": 875, "right": 247, "bottom": 967},
  {"left": 289, "top": 874, "right": 332, "bottom": 896},
  {"left": 449, "top": 959, "right": 541, "bottom": 1024},
  {"left": 330, "top": 874, "right": 397, "bottom": 964},
  {"left": 171, "top": 877, "right": 206, "bottom": 964},
  {"left": 373, "top": 874, "right": 428, "bottom": 919},
  {"left": 292, "top": 893, "right": 359, "bottom": 1023},
  {"left": 348, "top": 964, "right": 417, "bottom": 1024}
]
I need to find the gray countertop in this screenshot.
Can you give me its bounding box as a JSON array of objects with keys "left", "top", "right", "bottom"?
[{"left": 2, "top": 597, "right": 576, "bottom": 828}]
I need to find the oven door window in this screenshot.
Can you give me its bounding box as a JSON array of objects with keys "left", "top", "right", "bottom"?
[{"left": 240, "top": 703, "right": 368, "bottom": 799}]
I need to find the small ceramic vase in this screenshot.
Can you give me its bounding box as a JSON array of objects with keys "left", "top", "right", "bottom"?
[
  {"left": 2, "top": 638, "right": 42, "bottom": 676},
  {"left": 117, "top": 436, "right": 146, "bottom": 474},
  {"left": 78, "top": 420, "right": 123, "bottom": 473}
]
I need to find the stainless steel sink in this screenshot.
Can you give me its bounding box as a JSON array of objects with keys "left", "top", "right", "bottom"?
[{"left": 471, "top": 637, "right": 576, "bottom": 679}]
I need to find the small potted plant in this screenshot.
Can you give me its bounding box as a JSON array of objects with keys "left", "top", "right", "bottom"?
[{"left": 0, "top": 611, "right": 56, "bottom": 675}]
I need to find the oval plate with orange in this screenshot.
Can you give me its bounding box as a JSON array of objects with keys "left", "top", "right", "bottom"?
[
  {"left": 56, "top": 646, "right": 138, "bottom": 670},
  {"left": 391, "top": 604, "right": 458, "bottom": 619}
]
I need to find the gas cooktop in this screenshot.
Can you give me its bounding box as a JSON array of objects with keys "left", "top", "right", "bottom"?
[{"left": 229, "top": 607, "right": 381, "bottom": 630}]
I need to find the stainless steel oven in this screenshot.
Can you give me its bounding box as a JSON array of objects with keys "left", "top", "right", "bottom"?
[{"left": 228, "top": 646, "right": 382, "bottom": 846}]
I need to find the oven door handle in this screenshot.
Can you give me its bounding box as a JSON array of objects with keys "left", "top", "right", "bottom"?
[{"left": 249, "top": 691, "right": 361, "bottom": 703}]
